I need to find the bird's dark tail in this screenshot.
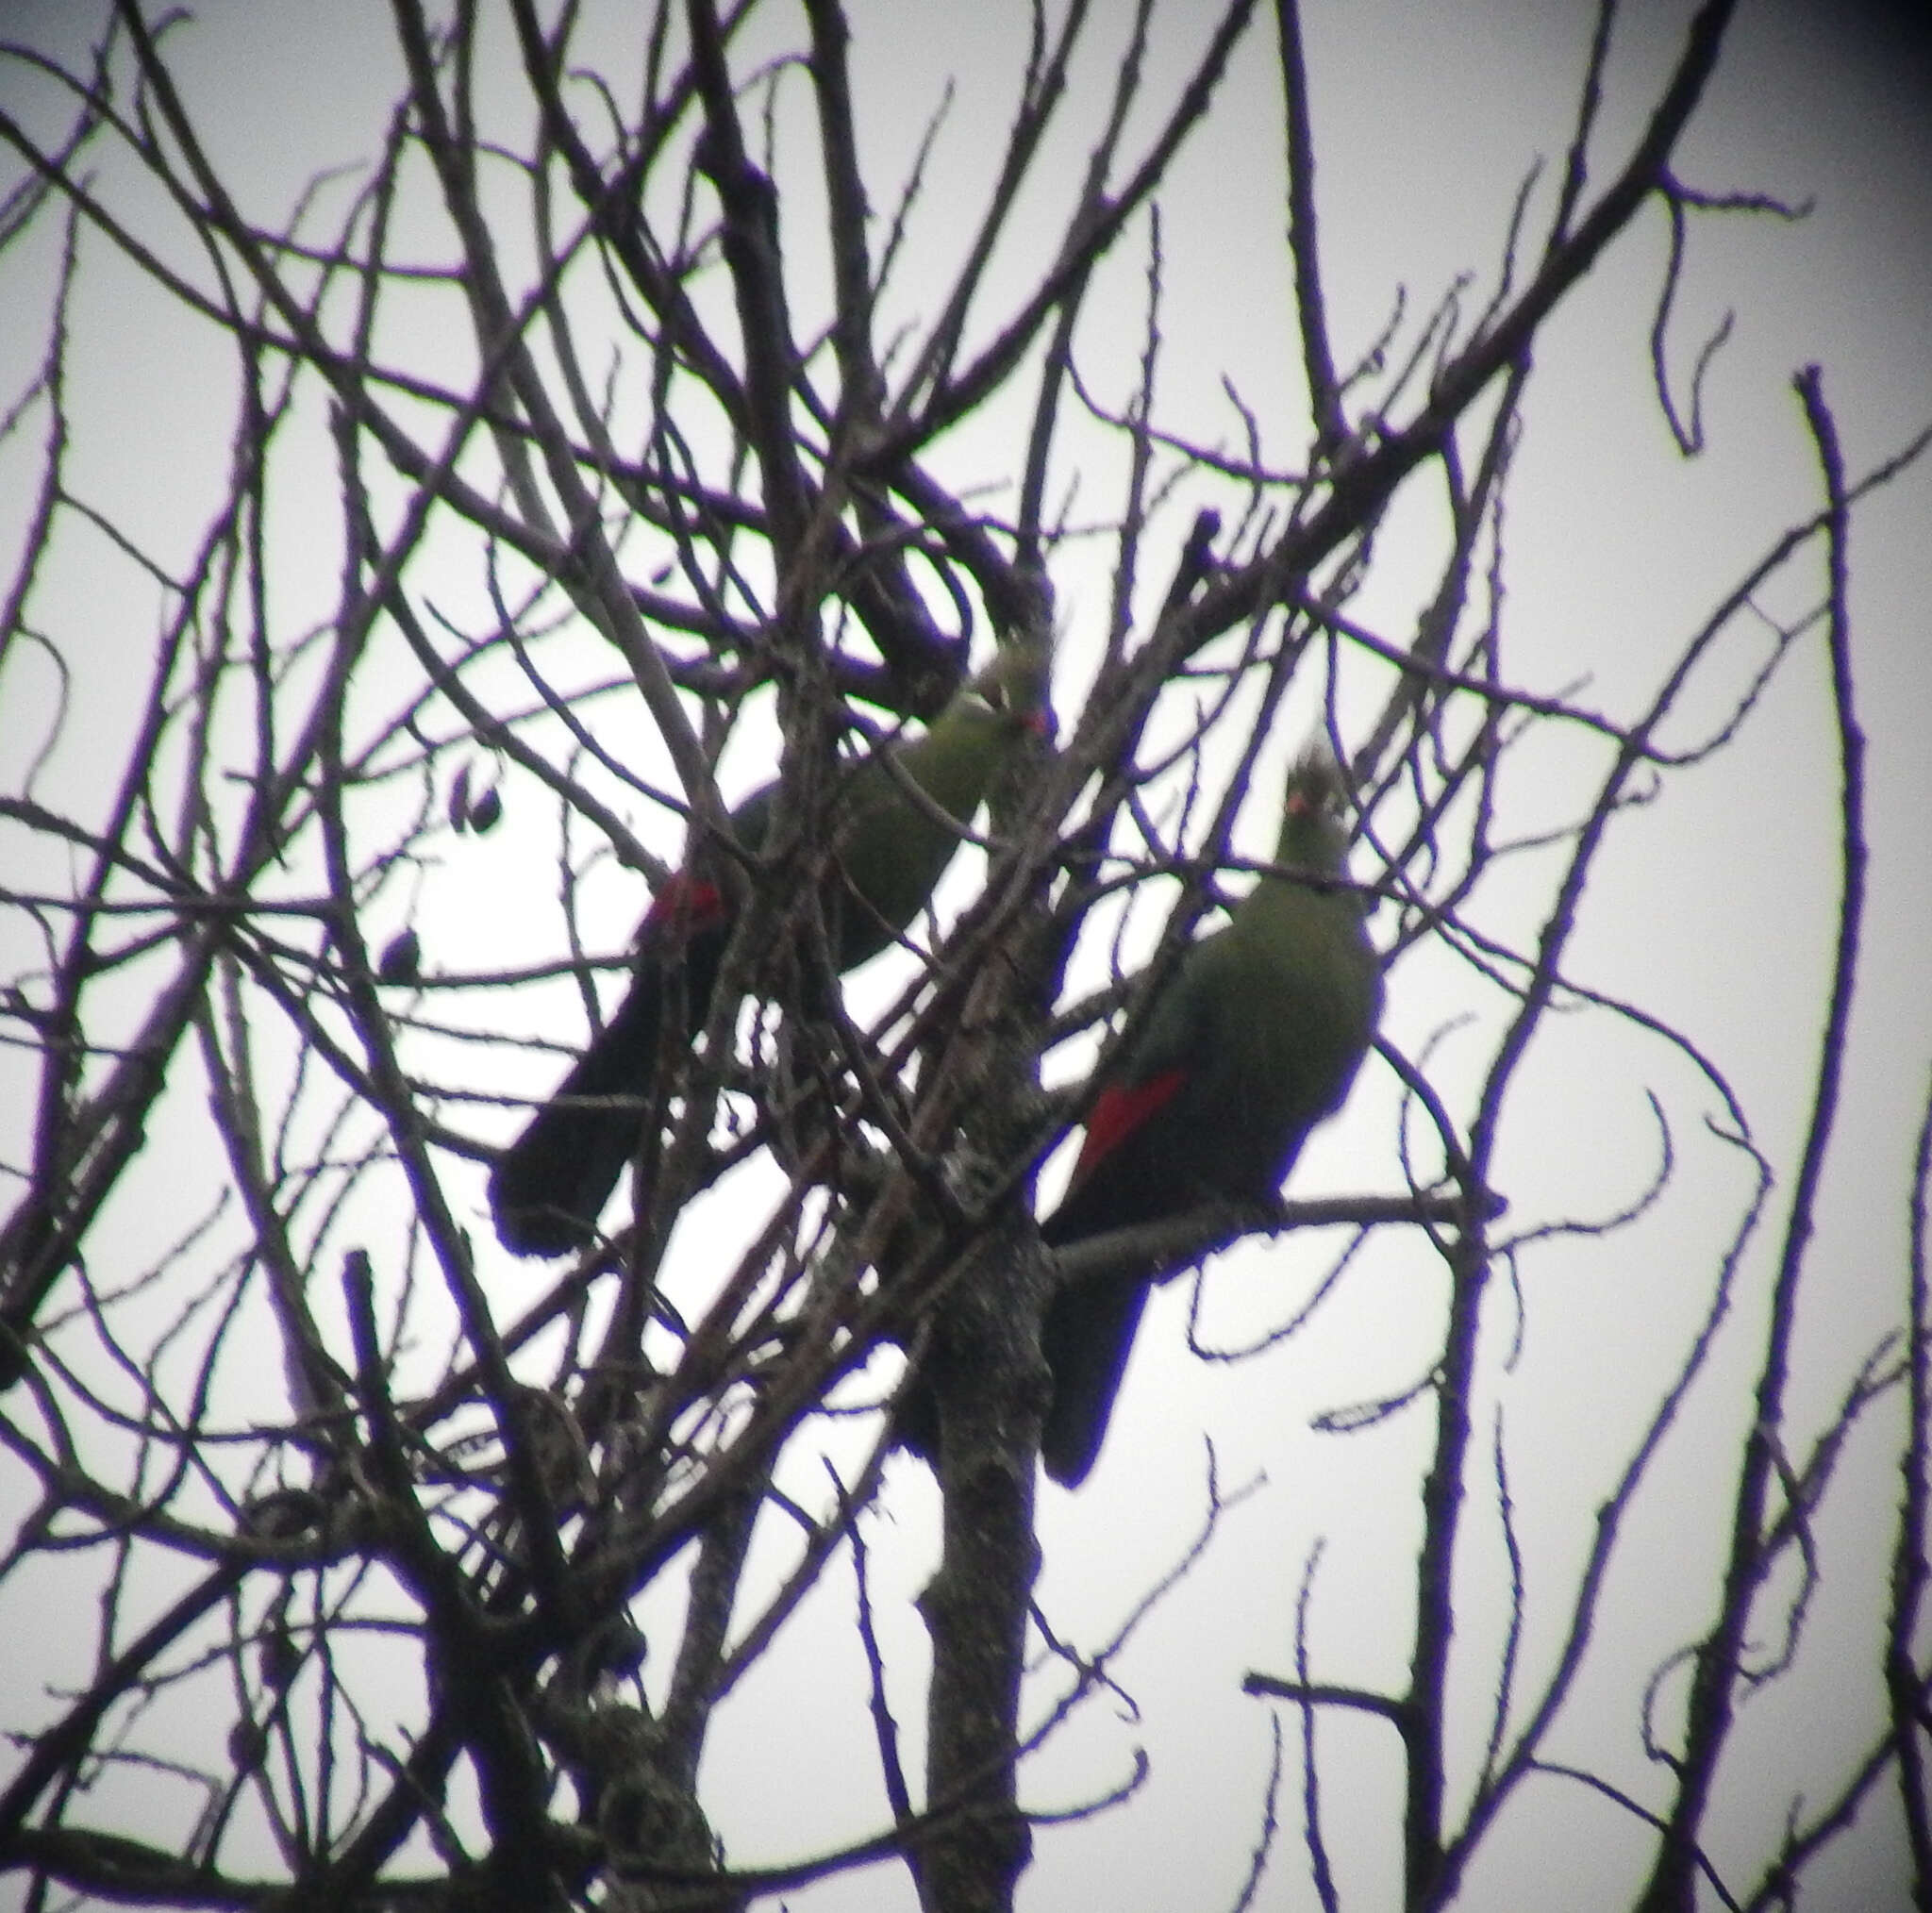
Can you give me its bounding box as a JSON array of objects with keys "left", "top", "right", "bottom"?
[
  {"left": 1038, "top": 1260, "right": 1151, "bottom": 1488},
  {"left": 489, "top": 964, "right": 669, "bottom": 1257},
  {"left": 893, "top": 1220, "right": 1156, "bottom": 1487},
  {"left": 489, "top": 917, "right": 728, "bottom": 1256}
]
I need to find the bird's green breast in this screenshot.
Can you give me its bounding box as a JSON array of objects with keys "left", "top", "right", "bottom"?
[
  {"left": 1134, "top": 876, "right": 1379, "bottom": 1203},
  {"left": 830, "top": 698, "right": 1012, "bottom": 968}
]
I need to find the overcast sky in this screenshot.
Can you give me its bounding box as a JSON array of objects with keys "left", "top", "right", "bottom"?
[{"left": 1, "top": 3, "right": 1929, "bottom": 1908}]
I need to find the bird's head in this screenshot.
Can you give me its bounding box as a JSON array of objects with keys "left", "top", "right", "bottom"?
[
  {"left": 965, "top": 642, "right": 1055, "bottom": 743},
  {"left": 1278, "top": 746, "right": 1357, "bottom": 873}
]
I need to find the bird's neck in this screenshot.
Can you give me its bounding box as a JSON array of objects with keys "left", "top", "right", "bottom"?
[
  {"left": 897, "top": 706, "right": 1002, "bottom": 819},
  {"left": 1224, "top": 812, "right": 1359, "bottom": 959},
  {"left": 1270, "top": 809, "right": 1350, "bottom": 895}
]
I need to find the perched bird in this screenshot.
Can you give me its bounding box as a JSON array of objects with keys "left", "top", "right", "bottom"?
[
  {"left": 490, "top": 648, "right": 1048, "bottom": 1257},
  {"left": 1038, "top": 750, "right": 1382, "bottom": 1487}
]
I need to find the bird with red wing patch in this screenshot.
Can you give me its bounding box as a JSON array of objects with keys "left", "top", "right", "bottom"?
[
  {"left": 1038, "top": 751, "right": 1382, "bottom": 1486},
  {"left": 489, "top": 647, "right": 1049, "bottom": 1257}
]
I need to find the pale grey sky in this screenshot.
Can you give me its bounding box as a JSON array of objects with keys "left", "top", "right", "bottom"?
[{"left": 0, "top": 3, "right": 1928, "bottom": 1908}]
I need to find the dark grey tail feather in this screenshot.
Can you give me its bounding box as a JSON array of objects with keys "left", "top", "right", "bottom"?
[
  {"left": 1039, "top": 1264, "right": 1151, "bottom": 1487},
  {"left": 489, "top": 966, "right": 669, "bottom": 1256}
]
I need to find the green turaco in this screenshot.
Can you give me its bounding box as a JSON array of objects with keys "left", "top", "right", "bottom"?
[
  {"left": 491, "top": 647, "right": 1049, "bottom": 1257},
  {"left": 1039, "top": 749, "right": 1382, "bottom": 1486}
]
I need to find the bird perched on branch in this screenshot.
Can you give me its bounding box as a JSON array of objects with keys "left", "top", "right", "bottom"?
[
  {"left": 1038, "top": 749, "right": 1382, "bottom": 1487},
  {"left": 490, "top": 647, "right": 1049, "bottom": 1257}
]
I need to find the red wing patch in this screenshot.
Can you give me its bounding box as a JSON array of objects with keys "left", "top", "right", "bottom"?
[
  {"left": 1071, "top": 1066, "right": 1187, "bottom": 1183},
  {"left": 644, "top": 873, "right": 727, "bottom": 941}
]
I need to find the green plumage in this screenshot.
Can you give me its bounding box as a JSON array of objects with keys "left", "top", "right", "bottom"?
[
  {"left": 815, "top": 651, "right": 1043, "bottom": 965},
  {"left": 1039, "top": 752, "right": 1382, "bottom": 1485},
  {"left": 490, "top": 647, "right": 1047, "bottom": 1256}
]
